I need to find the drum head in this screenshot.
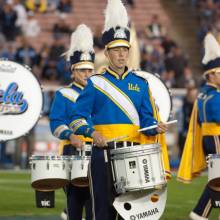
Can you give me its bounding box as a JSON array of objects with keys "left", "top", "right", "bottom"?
[
  {"left": 0, "top": 60, "right": 43, "bottom": 141},
  {"left": 208, "top": 178, "right": 220, "bottom": 191},
  {"left": 135, "top": 71, "right": 172, "bottom": 122},
  {"left": 71, "top": 177, "right": 89, "bottom": 187},
  {"left": 32, "top": 178, "right": 69, "bottom": 191}
]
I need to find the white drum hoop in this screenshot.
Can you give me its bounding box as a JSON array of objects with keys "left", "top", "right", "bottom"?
[
  {"left": 30, "top": 155, "right": 71, "bottom": 161},
  {"left": 0, "top": 60, "right": 43, "bottom": 141},
  {"left": 111, "top": 143, "right": 160, "bottom": 156},
  {"left": 135, "top": 71, "right": 172, "bottom": 122}
]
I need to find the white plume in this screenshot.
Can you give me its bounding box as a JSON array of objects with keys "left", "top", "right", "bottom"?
[
  {"left": 64, "top": 24, "right": 94, "bottom": 61},
  {"left": 202, "top": 33, "right": 220, "bottom": 64},
  {"left": 104, "top": 0, "right": 129, "bottom": 32}
]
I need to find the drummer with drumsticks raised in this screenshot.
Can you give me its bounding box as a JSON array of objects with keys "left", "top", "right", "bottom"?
[
  {"left": 49, "top": 24, "right": 95, "bottom": 220},
  {"left": 178, "top": 33, "right": 220, "bottom": 220},
  {"left": 68, "top": 0, "right": 171, "bottom": 219}
]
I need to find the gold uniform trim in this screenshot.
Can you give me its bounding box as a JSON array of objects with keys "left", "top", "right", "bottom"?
[{"left": 201, "top": 123, "right": 220, "bottom": 136}]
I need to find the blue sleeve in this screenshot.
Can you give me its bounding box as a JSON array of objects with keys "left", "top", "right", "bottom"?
[
  {"left": 139, "top": 83, "right": 158, "bottom": 136},
  {"left": 69, "top": 79, "right": 95, "bottom": 137},
  {"left": 49, "top": 91, "right": 73, "bottom": 140},
  {"left": 210, "top": 94, "right": 220, "bottom": 122}
]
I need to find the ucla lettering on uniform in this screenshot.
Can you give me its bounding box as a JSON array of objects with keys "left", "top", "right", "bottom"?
[
  {"left": 128, "top": 83, "right": 140, "bottom": 92},
  {"left": 0, "top": 82, "right": 28, "bottom": 115}
]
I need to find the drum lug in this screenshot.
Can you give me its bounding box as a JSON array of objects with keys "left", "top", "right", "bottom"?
[
  {"left": 33, "top": 163, "right": 36, "bottom": 170},
  {"left": 115, "top": 177, "right": 126, "bottom": 194},
  {"left": 62, "top": 162, "right": 65, "bottom": 170},
  {"left": 47, "top": 162, "right": 49, "bottom": 170}
]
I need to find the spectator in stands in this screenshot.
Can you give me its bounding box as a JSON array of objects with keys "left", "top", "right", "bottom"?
[
  {"left": 52, "top": 13, "right": 72, "bottom": 39},
  {"left": 145, "top": 14, "right": 166, "bottom": 39},
  {"left": 42, "top": 36, "right": 66, "bottom": 80},
  {"left": 15, "top": 36, "right": 38, "bottom": 67},
  {"left": 178, "top": 83, "right": 198, "bottom": 158},
  {"left": 22, "top": 11, "right": 41, "bottom": 37},
  {"left": 25, "top": 0, "right": 47, "bottom": 13},
  {"left": 165, "top": 45, "right": 188, "bottom": 87},
  {"left": 56, "top": 57, "right": 71, "bottom": 84},
  {"left": 162, "top": 34, "right": 177, "bottom": 55},
  {"left": 0, "top": 43, "right": 15, "bottom": 60},
  {"left": 140, "top": 50, "right": 166, "bottom": 76},
  {"left": 13, "top": 0, "right": 27, "bottom": 35},
  {"left": 57, "top": 0, "right": 72, "bottom": 13},
  {"left": 161, "top": 70, "right": 176, "bottom": 88},
  {"left": 0, "top": 1, "right": 18, "bottom": 41}
]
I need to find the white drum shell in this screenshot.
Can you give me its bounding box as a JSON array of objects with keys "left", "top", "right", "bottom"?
[
  {"left": 30, "top": 156, "right": 70, "bottom": 190},
  {"left": 70, "top": 145, "right": 91, "bottom": 187},
  {"left": 208, "top": 154, "right": 220, "bottom": 191},
  {"left": 111, "top": 144, "right": 166, "bottom": 193},
  {"left": 70, "top": 156, "right": 90, "bottom": 183}
]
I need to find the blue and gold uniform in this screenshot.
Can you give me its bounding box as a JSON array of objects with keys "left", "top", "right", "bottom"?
[
  {"left": 178, "top": 33, "right": 220, "bottom": 220},
  {"left": 69, "top": 67, "right": 168, "bottom": 220},
  {"left": 49, "top": 82, "right": 92, "bottom": 220},
  {"left": 69, "top": 67, "right": 158, "bottom": 140},
  {"left": 49, "top": 24, "right": 95, "bottom": 220},
  {"left": 50, "top": 82, "right": 84, "bottom": 153}
]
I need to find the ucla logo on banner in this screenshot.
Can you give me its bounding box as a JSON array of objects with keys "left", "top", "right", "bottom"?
[{"left": 0, "top": 82, "right": 28, "bottom": 115}]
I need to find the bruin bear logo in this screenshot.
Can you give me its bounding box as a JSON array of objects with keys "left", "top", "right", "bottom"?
[
  {"left": 80, "top": 52, "right": 92, "bottom": 61},
  {"left": 0, "top": 82, "right": 28, "bottom": 115},
  {"left": 114, "top": 28, "right": 127, "bottom": 39}
]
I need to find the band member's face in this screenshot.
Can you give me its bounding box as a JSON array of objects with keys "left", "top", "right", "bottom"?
[
  {"left": 107, "top": 47, "right": 129, "bottom": 69},
  {"left": 214, "top": 71, "right": 220, "bottom": 87},
  {"left": 73, "top": 69, "right": 93, "bottom": 86}
]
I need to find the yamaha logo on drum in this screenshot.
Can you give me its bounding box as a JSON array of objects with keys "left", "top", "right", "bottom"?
[
  {"left": 129, "top": 208, "right": 159, "bottom": 219},
  {"left": 142, "top": 159, "right": 150, "bottom": 183},
  {"left": 0, "top": 82, "right": 28, "bottom": 115}
]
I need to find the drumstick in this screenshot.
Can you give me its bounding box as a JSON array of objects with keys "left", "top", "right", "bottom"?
[{"left": 138, "top": 120, "right": 178, "bottom": 132}]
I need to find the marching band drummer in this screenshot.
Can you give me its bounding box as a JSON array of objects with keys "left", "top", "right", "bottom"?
[
  {"left": 178, "top": 33, "right": 220, "bottom": 220},
  {"left": 68, "top": 0, "right": 171, "bottom": 219},
  {"left": 49, "top": 24, "right": 95, "bottom": 220}
]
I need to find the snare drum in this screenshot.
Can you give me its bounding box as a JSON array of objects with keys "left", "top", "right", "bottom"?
[
  {"left": 208, "top": 154, "right": 220, "bottom": 191},
  {"left": 30, "top": 155, "right": 70, "bottom": 190},
  {"left": 70, "top": 145, "right": 91, "bottom": 187},
  {"left": 111, "top": 144, "right": 166, "bottom": 194}
]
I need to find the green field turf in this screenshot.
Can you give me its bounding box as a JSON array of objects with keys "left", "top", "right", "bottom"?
[{"left": 0, "top": 170, "right": 219, "bottom": 220}]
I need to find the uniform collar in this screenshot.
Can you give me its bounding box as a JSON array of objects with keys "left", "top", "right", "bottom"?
[
  {"left": 106, "top": 66, "right": 129, "bottom": 80},
  {"left": 71, "top": 82, "right": 84, "bottom": 91},
  {"left": 206, "top": 82, "right": 218, "bottom": 89}
]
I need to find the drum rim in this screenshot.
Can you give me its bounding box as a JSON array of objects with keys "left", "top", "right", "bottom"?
[
  {"left": 122, "top": 181, "right": 167, "bottom": 192},
  {"left": 30, "top": 155, "right": 72, "bottom": 160},
  {"left": 208, "top": 154, "right": 220, "bottom": 159},
  {"left": 69, "top": 155, "right": 91, "bottom": 160},
  {"left": 111, "top": 149, "right": 161, "bottom": 160},
  {"left": 110, "top": 143, "right": 160, "bottom": 155}
]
